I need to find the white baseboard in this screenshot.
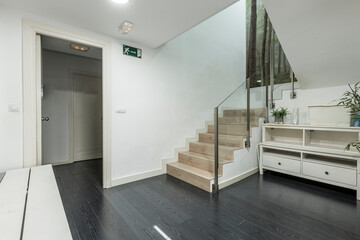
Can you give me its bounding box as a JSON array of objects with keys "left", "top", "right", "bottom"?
[
  {"left": 219, "top": 167, "right": 258, "bottom": 190},
  {"left": 111, "top": 121, "right": 212, "bottom": 187},
  {"left": 111, "top": 168, "right": 164, "bottom": 187}
]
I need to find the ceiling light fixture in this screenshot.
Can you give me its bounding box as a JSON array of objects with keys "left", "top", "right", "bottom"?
[
  {"left": 112, "top": 0, "right": 130, "bottom": 4},
  {"left": 70, "top": 43, "right": 89, "bottom": 52},
  {"left": 119, "top": 21, "right": 134, "bottom": 34}
]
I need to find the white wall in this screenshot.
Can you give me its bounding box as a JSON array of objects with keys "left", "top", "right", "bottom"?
[
  {"left": 111, "top": 1, "right": 246, "bottom": 179},
  {"left": 219, "top": 120, "right": 263, "bottom": 186},
  {"left": 0, "top": 5, "right": 24, "bottom": 171},
  {"left": 0, "top": 2, "right": 246, "bottom": 184},
  {"left": 41, "top": 50, "right": 102, "bottom": 165},
  {"left": 273, "top": 84, "right": 351, "bottom": 124}
]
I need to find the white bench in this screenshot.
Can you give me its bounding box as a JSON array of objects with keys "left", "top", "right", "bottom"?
[
  {"left": 0, "top": 165, "right": 72, "bottom": 240},
  {"left": 0, "top": 168, "right": 29, "bottom": 240}
]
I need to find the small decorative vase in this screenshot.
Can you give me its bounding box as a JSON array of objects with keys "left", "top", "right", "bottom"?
[
  {"left": 275, "top": 116, "right": 284, "bottom": 123},
  {"left": 293, "top": 108, "right": 299, "bottom": 125}
]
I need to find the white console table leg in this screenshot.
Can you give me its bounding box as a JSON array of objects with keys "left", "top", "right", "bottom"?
[
  {"left": 357, "top": 174, "right": 360, "bottom": 201},
  {"left": 259, "top": 145, "right": 264, "bottom": 175},
  {"left": 358, "top": 162, "right": 360, "bottom": 200}
]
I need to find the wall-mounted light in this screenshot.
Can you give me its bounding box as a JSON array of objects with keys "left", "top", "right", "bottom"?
[
  {"left": 119, "top": 21, "right": 134, "bottom": 34},
  {"left": 112, "top": 0, "right": 130, "bottom": 4},
  {"left": 70, "top": 43, "right": 89, "bottom": 52}
]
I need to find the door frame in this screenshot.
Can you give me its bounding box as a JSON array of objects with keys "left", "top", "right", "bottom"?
[
  {"left": 22, "top": 19, "right": 112, "bottom": 188},
  {"left": 69, "top": 70, "right": 102, "bottom": 164}
]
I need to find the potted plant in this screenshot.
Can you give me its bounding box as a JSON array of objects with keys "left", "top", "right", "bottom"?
[
  {"left": 271, "top": 107, "right": 288, "bottom": 123},
  {"left": 337, "top": 82, "right": 360, "bottom": 127},
  {"left": 345, "top": 141, "right": 360, "bottom": 152}
]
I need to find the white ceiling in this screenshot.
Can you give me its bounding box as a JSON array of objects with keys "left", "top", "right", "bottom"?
[
  {"left": 264, "top": 0, "right": 360, "bottom": 89},
  {"left": 0, "top": 0, "right": 238, "bottom": 48},
  {"left": 42, "top": 35, "right": 102, "bottom": 60}
]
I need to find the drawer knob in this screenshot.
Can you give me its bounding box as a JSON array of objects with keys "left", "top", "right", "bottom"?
[
  {"left": 278, "top": 162, "right": 281, "bottom": 166},
  {"left": 325, "top": 171, "right": 329, "bottom": 175}
]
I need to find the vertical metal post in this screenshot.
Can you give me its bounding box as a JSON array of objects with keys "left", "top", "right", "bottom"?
[
  {"left": 269, "top": 29, "right": 275, "bottom": 110},
  {"left": 290, "top": 68, "right": 297, "bottom": 99},
  {"left": 213, "top": 107, "right": 219, "bottom": 193},
  {"left": 265, "top": 65, "right": 269, "bottom": 123},
  {"left": 260, "top": 61, "right": 268, "bottom": 123},
  {"left": 245, "top": 77, "right": 251, "bottom": 148}
]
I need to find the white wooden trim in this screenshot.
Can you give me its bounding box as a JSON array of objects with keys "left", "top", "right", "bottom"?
[
  {"left": 22, "top": 19, "right": 112, "bottom": 188},
  {"left": 35, "top": 35, "right": 42, "bottom": 166},
  {"left": 219, "top": 167, "right": 258, "bottom": 189},
  {"left": 111, "top": 169, "right": 164, "bottom": 186}
]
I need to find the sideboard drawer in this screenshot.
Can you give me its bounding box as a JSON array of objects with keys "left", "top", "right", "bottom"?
[
  {"left": 303, "top": 162, "right": 357, "bottom": 186},
  {"left": 263, "top": 154, "right": 301, "bottom": 174}
]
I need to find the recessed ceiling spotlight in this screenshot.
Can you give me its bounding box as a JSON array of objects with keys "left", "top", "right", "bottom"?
[
  {"left": 119, "top": 21, "right": 134, "bottom": 34},
  {"left": 112, "top": 0, "right": 130, "bottom": 4},
  {"left": 70, "top": 43, "right": 89, "bottom": 52}
]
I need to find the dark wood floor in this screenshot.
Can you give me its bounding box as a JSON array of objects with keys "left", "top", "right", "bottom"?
[{"left": 53, "top": 160, "right": 360, "bottom": 240}]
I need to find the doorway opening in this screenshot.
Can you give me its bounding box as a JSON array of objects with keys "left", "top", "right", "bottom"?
[
  {"left": 40, "top": 36, "right": 103, "bottom": 183},
  {"left": 22, "top": 20, "right": 112, "bottom": 188}
]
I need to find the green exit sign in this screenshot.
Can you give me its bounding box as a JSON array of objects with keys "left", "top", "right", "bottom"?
[{"left": 123, "top": 45, "right": 142, "bottom": 59}]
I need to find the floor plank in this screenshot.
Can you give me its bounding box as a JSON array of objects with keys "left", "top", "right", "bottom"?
[{"left": 53, "top": 159, "right": 360, "bottom": 240}]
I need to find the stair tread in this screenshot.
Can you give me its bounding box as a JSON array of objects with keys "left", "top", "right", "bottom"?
[
  {"left": 181, "top": 151, "right": 232, "bottom": 164},
  {"left": 191, "top": 141, "right": 235, "bottom": 150},
  {"left": 167, "top": 162, "right": 213, "bottom": 180},
  {"left": 209, "top": 123, "right": 256, "bottom": 126},
  {"left": 200, "top": 132, "right": 246, "bottom": 138}
]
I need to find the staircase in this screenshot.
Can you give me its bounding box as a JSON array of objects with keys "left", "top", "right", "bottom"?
[{"left": 166, "top": 108, "right": 266, "bottom": 192}]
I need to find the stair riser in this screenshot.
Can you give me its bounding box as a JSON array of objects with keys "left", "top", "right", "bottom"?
[
  {"left": 178, "top": 152, "right": 223, "bottom": 175},
  {"left": 167, "top": 164, "right": 211, "bottom": 192},
  {"left": 189, "top": 143, "right": 233, "bottom": 160},
  {"left": 208, "top": 125, "right": 252, "bottom": 136},
  {"left": 223, "top": 109, "right": 266, "bottom": 118},
  {"left": 218, "top": 117, "right": 259, "bottom": 125},
  {"left": 199, "top": 133, "right": 243, "bottom": 148}
]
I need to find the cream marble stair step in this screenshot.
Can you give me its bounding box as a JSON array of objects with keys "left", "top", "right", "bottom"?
[
  {"left": 167, "top": 162, "right": 213, "bottom": 192},
  {"left": 207, "top": 124, "right": 253, "bottom": 136},
  {"left": 189, "top": 141, "right": 234, "bottom": 160},
  {"left": 218, "top": 116, "right": 259, "bottom": 125},
  {"left": 178, "top": 151, "right": 231, "bottom": 174},
  {"left": 223, "top": 108, "right": 266, "bottom": 117},
  {"left": 199, "top": 132, "right": 244, "bottom": 148}
]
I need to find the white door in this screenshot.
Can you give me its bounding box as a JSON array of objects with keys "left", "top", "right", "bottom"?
[{"left": 73, "top": 74, "right": 103, "bottom": 161}]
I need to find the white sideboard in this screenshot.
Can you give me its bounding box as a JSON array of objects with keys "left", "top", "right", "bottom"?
[{"left": 259, "top": 124, "right": 360, "bottom": 200}]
